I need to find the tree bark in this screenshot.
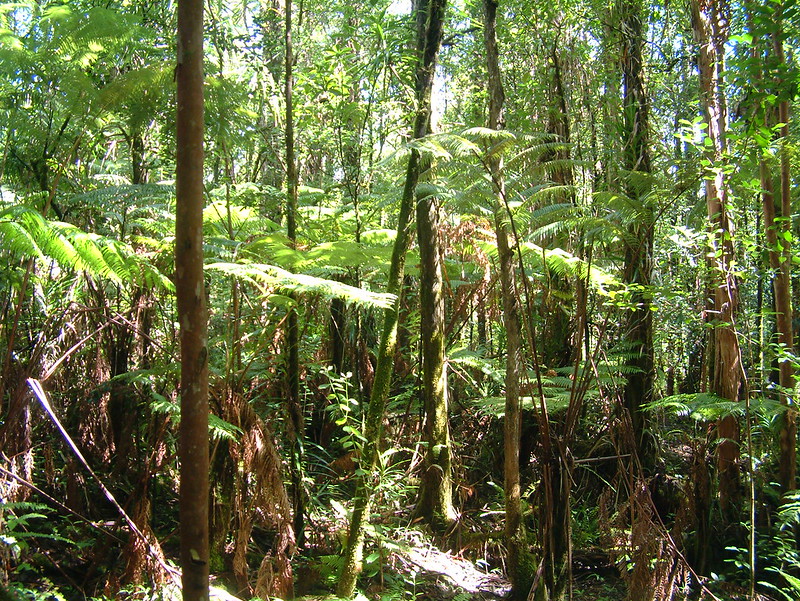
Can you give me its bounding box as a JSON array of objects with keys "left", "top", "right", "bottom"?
[
  {"left": 690, "top": 0, "right": 743, "bottom": 514},
  {"left": 482, "top": 0, "right": 530, "bottom": 597},
  {"left": 415, "top": 5, "right": 455, "bottom": 529},
  {"left": 618, "top": 0, "right": 655, "bottom": 470},
  {"left": 770, "top": 5, "right": 796, "bottom": 494},
  {"left": 283, "top": 0, "right": 306, "bottom": 550},
  {"left": 415, "top": 174, "right": 456, "bottom": 530},
  {"left": 175, "top": 0, "right": 209, "bottom": 597},
  {"left": 336, "top": 0, "right": 447, "bottom": 597}
]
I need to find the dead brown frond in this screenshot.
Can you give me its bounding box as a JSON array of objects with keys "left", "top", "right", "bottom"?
[
  {"left": 626, "top": 479, "right": 691, "bottom": 601},
  {"left": 599, "top": 409, "right": 715, "bottom": 601},
  {"left": 219, "top": 386, "right": 296, "bottom": 599},
  {"left": 119, "top": 493, "right": 169, "bottom": 587}
]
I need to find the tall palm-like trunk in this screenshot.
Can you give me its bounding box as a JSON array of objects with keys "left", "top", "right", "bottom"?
[
  {"left": 690, "top": 0, "right": 743, "bottom": 514},
  {"left": 482, "top": 0, "right": 529, "bottom": 596},
  {"left": 618, "top": 0, "right": 655, "bottom": 469},
  {"left": 336, "top": 0, "right": 447, "bottom": 596},
  {"left": 175, "top": 0, "right": 209, "bottom": 597}
]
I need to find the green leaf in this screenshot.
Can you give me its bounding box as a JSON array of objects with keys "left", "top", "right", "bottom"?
[{"left": 206, "top": 261, "right": 396, "bottom": 309}]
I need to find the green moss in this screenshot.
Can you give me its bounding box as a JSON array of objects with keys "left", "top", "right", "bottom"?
[{"left": 209, "top": 547, "right": 226, "bottom": 573}]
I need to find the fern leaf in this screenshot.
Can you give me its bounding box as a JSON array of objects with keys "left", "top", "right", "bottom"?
[
  {"left": 206, "top": 262, "right": 396, "bottom": 309},
  {"left": 642, "top": 393, "right": 739, "bottom": 421},
  {"left": 0, "top": 205, "right": 172, "bottom": 290}
]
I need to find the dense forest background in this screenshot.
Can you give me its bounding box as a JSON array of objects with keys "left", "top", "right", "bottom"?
[{"left": 2, "top": 0, "right": 800, "bottom": 600}]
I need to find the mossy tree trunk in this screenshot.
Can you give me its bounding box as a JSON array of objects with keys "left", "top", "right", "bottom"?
[
  {"left": 618, "top": 0, "right": 656, "bottom": 470},
  {"left": 414, "top": 36, "right": 455, "bottom": 530},
  {"left": 336, "top": 0, "right": 447, "bottom": 596},
  {"left": 415, "top": 178, "right": 456, "bottom": 530},
  {"left": 483, "top": 0, "right": 534, "bottom": 597}
]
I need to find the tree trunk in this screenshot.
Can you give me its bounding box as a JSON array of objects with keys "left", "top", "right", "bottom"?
[
  {"left": 770, "top": 5, "right": 796, "bottom": 494},
  {"left": 415, "top": 11, "right": 455, "bottom": 529},
  {"left": 175, "top": 0, "right": 209, "bottom": 597},
  {"left": 415, "top": 173, "right": 456, "bottom": 530},
  {"left": 336, "top": 0, "right": 447, "bottom": 596},
  {"left": 690, "top": 0, "right": 743, "bottom": 514},
  {"left": 284, "top": 0, "right": 306, "bottom": 549},
  {"left": 131, "top": 131, "right": 147, "bottom": 185},
  {"left": 618, "top": 0, "right": 655, "bottom": 470},
  {"left": 483, "top": 1, "right": 533, "bottom": 596}
]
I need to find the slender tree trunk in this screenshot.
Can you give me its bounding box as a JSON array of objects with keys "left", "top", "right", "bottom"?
[
  {"left": 483, "top": 0, "right": 530, "bottom": 597},
  {"left": 336, "top": 0, "right": 447, "bottom": 596},
  {"left": 330, "top": 18, "right": 365, "bottom": 380},
  {"left": 618, "top": 0, "right": 655, "bottom": 470},
  {"left": 691, "top": 0, "right": 743, "bottom": 514},
  {"left": 175, "top": 0, "right": 209, "bottom": 597},
  {"left": 770, "top": 6, "right": 796, "bottom": 494},
  {"left": 131, "top": 132, "right": 147, "bottom": 185},
  {"left": 283, "top": 0, "right": 306, "bottom": 549},
  {"left": 750, "top": 0, "right": 796, "bottom": 493}
]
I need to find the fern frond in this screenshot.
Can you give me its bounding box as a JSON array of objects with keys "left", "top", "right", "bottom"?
[
  {"left": 460, "top": 126, "right": 517, "bottom": 147},
  {"left": 504, "top": 140, "right": 567, "bottom": 171},
  {"left": 0, "top": 206, "right": 79, "bottom": 268},
  {"left": 241, "top": 233, "right": 304, "bottom": 269},
  {"left": 518, "top": 184, "right": 577, "bottom": 208},
  {"left": 518, "top": 242, "right": 622, "bottom": 293},
  {"left": 448, "top": 347, "right": 505, "bottom": 387},
  {"left": 0, "top": 219, "right": 43, "bottom": 260},
  {"left": 206, "top": 261, "right": 396, "bottom": 309},
  {"left": 407, "top": 135, "right": 453, "bottom": 161},
  {"left": 433, "top": 132, "right": 483, "bottom": 159},
  {"left": 0, "top": 205, "right": 172, "bottom": 290},
  {"left": 304, "top": 240, "right": 373, "bottom": 269},
  {"left": 642, "top": 393, "right": 740, "bottom": 421},
  {"left": 203, "top": 201, "right": 268, "bottom": 240},
  {"left": 99, "top": 64, "right": 173, "bottom": 127}
]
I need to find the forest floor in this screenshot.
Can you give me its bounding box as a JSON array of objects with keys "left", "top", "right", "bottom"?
[{"left": 382, "top": 538, "right": 626, "bottom": 601}]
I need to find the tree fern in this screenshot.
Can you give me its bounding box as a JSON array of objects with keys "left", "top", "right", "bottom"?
[{"left": 0, "top": 205, "right": 172, "bottom": 290}]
